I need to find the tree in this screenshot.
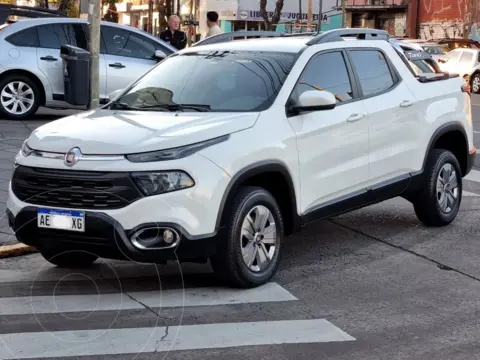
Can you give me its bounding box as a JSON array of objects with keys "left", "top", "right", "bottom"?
[
  {"left": 103, "top": 0, "right": 119, "bottom": 23},
  {"left": 43, "top": 0, "right": 78, "bottom": 17},
  {"left": 259, "top": 0, "right": 284, "bottom": 30},
  {"left": 157, "top": 0, "right": 174, "bottom": 31}
]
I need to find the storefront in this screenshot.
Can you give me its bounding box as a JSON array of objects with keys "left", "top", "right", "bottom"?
[{"left": 198, "top": 0, "right": 342, "bottom": 37}]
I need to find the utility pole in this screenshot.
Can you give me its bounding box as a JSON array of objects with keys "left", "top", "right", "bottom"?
[
  {"left": 88, "top": 0, "right": 100, "bottom": 109},
  {"left": 307, "top": 0, "right": 312, "bottom": 32},
  {"left": 341, "top": 0, "right": 346, "bottom": 27},
  {"left": 317, "top": 0, "right": 322, "bottom": 32}
]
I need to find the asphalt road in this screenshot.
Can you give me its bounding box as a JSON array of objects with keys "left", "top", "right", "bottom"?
[{"left": 1, "top": 104, "right": 480, "bottom": 359}]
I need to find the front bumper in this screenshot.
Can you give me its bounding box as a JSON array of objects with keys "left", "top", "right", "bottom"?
[{"left": 7, "top": 207, "right": 222, "bottom": 263}]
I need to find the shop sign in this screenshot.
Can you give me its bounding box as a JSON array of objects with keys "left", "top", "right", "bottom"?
[{"left": 237, "top": 10, "right": 330, "bottom": 24}]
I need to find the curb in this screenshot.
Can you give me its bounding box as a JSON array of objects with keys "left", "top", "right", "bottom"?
[{"left": 0, "top": 243, "right": 38, "bottom": 258}]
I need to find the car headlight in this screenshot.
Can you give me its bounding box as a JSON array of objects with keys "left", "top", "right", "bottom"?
[
  {"left": 20, "top": 140, "right": 33, "bottom": 157},
  {"left": 125, "top": 135, "right": 229, "bottom": 163},
  {"left": 131, "top": 171, "right": 195, "bottom": 196}
]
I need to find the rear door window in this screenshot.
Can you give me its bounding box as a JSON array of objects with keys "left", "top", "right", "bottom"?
[
  {"left": 349, "top": 49, "right": 397, "bottom": 97},
  {"left": 37, "top": 23, "right": 87, "bottom": 49}
]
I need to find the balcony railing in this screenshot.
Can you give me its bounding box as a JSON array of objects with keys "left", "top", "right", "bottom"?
[{"left": 346, "top": 0, "right": 406, "bottom": 7}]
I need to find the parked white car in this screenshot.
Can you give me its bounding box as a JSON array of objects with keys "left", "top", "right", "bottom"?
[
  {"left": 437, "top": 48, "right": 480, "bottom": 93},
  {"left": 0, "top": 18, "right": 176, "bottom": 119},
  {"left": 7, "top": 29, "right": 475, "bottom": 288}
]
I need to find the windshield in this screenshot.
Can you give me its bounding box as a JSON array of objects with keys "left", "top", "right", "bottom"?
[
  {"left": 422, "top": 45, "right": 446, "bottom": 55},
  {"left": 116, "top": 51, "right": 296, "bottom": 112}
]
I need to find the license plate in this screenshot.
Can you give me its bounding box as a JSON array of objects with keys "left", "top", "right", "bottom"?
[{"left": 37, "top": 208, "right": 85, "bottom": 232}]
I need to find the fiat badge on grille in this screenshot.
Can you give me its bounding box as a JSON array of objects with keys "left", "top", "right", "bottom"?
[{"left": 64, "top": 147, "right": 82, "bottom": 167}]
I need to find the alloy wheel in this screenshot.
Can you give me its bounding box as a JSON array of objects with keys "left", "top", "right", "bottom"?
[
  {"left": 473, "top": 76, "right": 480, "bottom": 93},
  {"left": 240, "top": 205, "right": 277, "bottom": 272},
  {"left": 436, "top": 163, "right": 459, "bottom": 213},
  {"left": 0, "top": 81, "right": 35, "bottom": 116}
]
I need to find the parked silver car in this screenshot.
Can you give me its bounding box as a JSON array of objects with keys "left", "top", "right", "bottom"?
[{"left": 0, "top": 18, "right": 176, "bottom": 119}]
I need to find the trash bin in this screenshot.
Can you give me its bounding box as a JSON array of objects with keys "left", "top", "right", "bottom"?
[{"left": 60, "top": 44, "right": 90, "bottom": 106}]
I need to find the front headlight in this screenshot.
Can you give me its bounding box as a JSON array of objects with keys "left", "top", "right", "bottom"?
[
  {"left": 126, "top": 135, "right": 229, "bottom": 163},
  {"left": 20, "top": 140, "right": 33, "bottom": 157},
  {"left": 131, "top": 171, "right": 195, "bottom": 196}
]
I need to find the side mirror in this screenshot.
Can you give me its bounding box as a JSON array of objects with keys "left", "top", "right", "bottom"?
[
  {"left": 154, "top": 50, "right": 167, "bottom": 59},
  {"left": 108, "top": 89, "right": 123, "bottom": 101},
  {"left": 289, "top": 90, "right": 336, "bottom": 114}
]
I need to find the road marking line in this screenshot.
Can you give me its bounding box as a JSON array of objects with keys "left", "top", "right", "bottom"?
[
  {"left": 0, "top": 319, "right": 355, "bottom": 359},
  {"left": 464, "top": 191, "right": 480, "bottom": 197},
  {"left": 465, "top": 169, "right": 480, "bottom": 183},
  {"left": 0, "top": 282, "right": 297, "bottom": 316},
  {"left": 473, "top": 130, "right": 480, "bottom": 134}
]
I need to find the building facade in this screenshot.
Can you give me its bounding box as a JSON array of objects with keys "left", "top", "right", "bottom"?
[
  {"left": 344, "top": 0, "right": 408, "bottom": 37},
  {"left": 344, "top": 0, "right": 480, "bottom": 41},
  {"left": 112, "top": 0, "right": 342, "bottom": 37},
  {"left": 416, "top": 0, "right": 469, "bottom": 40},
  {"left": 197, "top": 0, "right": 342, "bottom": 36}
]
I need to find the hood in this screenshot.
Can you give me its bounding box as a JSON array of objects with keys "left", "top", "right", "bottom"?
[{"left": 27, "top": 109, "right": 259, "bottom": 155}]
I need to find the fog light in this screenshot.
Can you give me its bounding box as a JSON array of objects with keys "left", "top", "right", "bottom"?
[{"left": 163, "top": 229, "right": 175, "bottom": 244}]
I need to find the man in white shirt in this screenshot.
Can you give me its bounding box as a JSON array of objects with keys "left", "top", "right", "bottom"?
[{"left": 205, "top": 11, "right": 223, "bottom": 38}]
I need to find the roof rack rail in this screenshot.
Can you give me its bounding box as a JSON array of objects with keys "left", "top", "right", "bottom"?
[
  {"left": 306, "top": 28, "right": 389, "bottom": 46},
  {"left": 192, "top": 31, "right": 281, "bottom": 47},
  {"left": 281, "top": 32, "right": 317, "bottom": 37}
]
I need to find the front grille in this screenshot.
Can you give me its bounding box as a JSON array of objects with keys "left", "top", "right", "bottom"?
[{"left": 12, "top": 166, "right": 143, "bottom": 210}]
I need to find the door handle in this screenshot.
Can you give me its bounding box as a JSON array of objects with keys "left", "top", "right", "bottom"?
[
  {"left": 346, "top": 113, "right": 365, "bottom": 123},
  {"left": 109, "top": 63, "right": 125, "bottom": 69},
  {"left": 400, "top": 100, "right": 414, "bottom": 108},
  {"left": 40, "top": 56, "right": 57, "bottom": 62}
]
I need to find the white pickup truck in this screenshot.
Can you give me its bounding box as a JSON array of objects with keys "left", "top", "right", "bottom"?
[{"left": 7, "top": 29, "right": 475, "bottom": 288}]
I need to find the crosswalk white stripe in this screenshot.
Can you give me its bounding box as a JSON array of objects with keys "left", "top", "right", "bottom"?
[
  {"left": 464, "top": 169, "right": 480, "bottom": 183},
  {"left": 0, "top": 282, "right": 297, "bottom": 316},
  {"left": 0, "top": 261, "right": 211, "bottom": 283},
  {"left": 0, "top": 319, "right": 355, "bottom": 359}
]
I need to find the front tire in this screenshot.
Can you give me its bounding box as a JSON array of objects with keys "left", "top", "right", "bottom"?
[
  {"left": 413, "top": 149, "right": 462, "bottom": 226},
  {"left": 40, "top": 249, "right": 98, "bottom": 268},
  {"left": 211, "top": 186, "right": 284, "bottom": 288},
  {"left": 0, "top": 75, "right": 41, "bottom": 120}
]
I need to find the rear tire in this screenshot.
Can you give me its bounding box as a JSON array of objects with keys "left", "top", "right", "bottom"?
[
  {"left": 211, "top": 186, "right": 284, "bottom": 288},
  {"left": 412, "top": 149, "right": 462, "bottom": 226},
  {"left": 0, "top": 74, "right": 41, "bottom": 120},
  {"left": 471, "top": 73, "right": 480, "bottom": 94},
  {"left": 40, "top": 249, "right": 98, "bottom": 268}
]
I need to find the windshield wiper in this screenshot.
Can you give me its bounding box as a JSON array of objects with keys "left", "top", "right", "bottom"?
[
  {"left": 134, "top": 104, "right": 211, "bottom": 112},
  {"left": 109, "top": 102, "right": 140, "bottom": 110},
  {"left": 109, "top": 101, "right": 172, "bottom": 112}
]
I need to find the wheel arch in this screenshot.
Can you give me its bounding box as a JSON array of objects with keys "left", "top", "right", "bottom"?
[
  {"left": 215, "top": 161, "right": 301, "bottom": 236},
  {"left": 0, "top": 69, "right": 47, "bottom": 106},
  {"left": 424, "top": 122, "right": 469, "bottom": 176}
]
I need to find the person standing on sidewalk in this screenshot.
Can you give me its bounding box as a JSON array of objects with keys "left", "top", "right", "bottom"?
[
  {"left": 205, "top": 11, "right": 223, "bottom": 38},
  {"left": 159, "top": 15, "right": 187, "bottom": 50}
]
